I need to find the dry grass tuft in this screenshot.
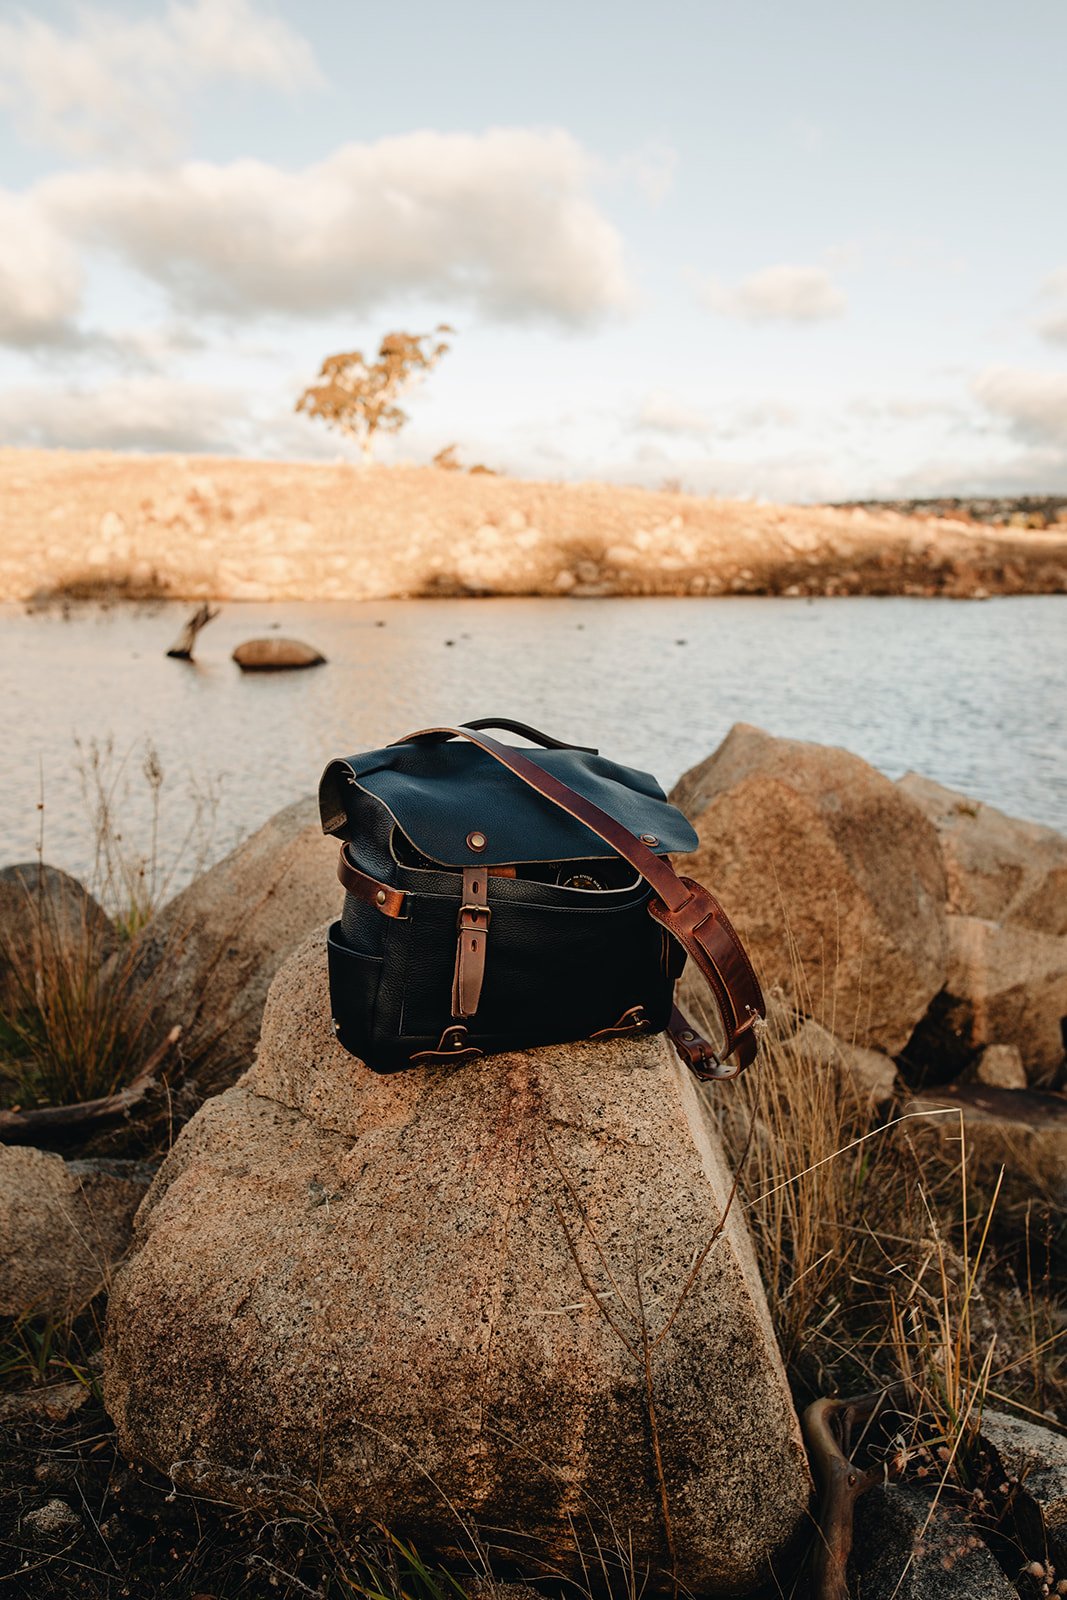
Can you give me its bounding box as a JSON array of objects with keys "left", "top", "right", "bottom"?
[
  {"left": 691, "top": 984, "right": 1066, "bottom": 1466},
  {"left": 0, "top": 739, "right": 217, "bottom": 1110}
]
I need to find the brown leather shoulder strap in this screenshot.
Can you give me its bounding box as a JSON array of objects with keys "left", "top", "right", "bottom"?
[{"left": 395, "top": 724, "right": 765, "bottom": 1073}]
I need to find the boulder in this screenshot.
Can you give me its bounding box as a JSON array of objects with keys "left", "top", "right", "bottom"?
[
  {"left": 980, "top": 1408, "right": 1067, "bottom": 1570},
  {"left": 671, "top": 725, "right": 948, "bottom": 1054},
  {"left": 0, "top": 1147, "right": 152, "bottom": 1317},
  {"left": 124, "top": 797, "right": 337, "bottom": 1094},
  {"left": 787, "top": 1018, "right": 898, "bottom": 1108},
  {"left": 905, "top": 916, "right": 1067, "bottom": 1085},
  {"left": 851, "top": 1483, "right": 1016, "bottom": 1598},
  {"left": 105, "top": 933, "right": 812, "bottom": 1596},
  {"left": 898, "top": 773, "right": 1067, "bottom": 935},
  {"left": 973, "top": 1044, "right": 1027, "bottom": 1089},
  {"left": 0, "top": 862, "right": 117, "bottom": 1012},
  {"left": 902, "top": 1084, "right": 1067, "bottom": 1210},
  {"left": 232, "top": 637, "right": 325, "bottom": 671}
]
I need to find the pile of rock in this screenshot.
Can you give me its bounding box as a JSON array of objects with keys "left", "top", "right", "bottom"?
[
  {"left": 670, "top": 724, "right": 1066, "bottom": 1206},
  {"left": 3, "top": 723, "right": 1066, "bottom": 1597},
  {"left": 0, "top": 798, "right": 338, "bottom": 1318}
]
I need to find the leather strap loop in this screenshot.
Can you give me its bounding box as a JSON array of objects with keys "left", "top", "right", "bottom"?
[
  {"left": 452, "top": 867, "right": 490, "bottom": 1019},
  {"left": 394, "top": 724, "right": 765, "bottom": 1072},
  {"left": 337, "top": 845, "right": 407, "bottom": 919}
]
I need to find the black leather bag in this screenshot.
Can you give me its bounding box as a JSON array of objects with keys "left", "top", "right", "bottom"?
[{"left": 319, "top": 719, "right": 764, "bottom": 1078}]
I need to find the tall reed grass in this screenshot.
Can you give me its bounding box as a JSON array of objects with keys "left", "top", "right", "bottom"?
[{"left": 0, "top": 738, "right": 216, "bottom": 1109}]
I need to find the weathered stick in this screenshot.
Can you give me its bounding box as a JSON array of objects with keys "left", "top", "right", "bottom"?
[
  {"left": 166, "top": 604, "right": 219, "bottom": 660},
  {"left": 0, "top": 1025, "right": 181, "bottom": 1144},
  {"left": 803, "top": 1386, "right": 906, "bottom": 1600}
]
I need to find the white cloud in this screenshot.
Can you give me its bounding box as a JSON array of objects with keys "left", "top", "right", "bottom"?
[
  {"left": 1036, "top": 268, "right": 1067, "bottom": 345},
  {"left": 0, "top": 376, "right": 248, "bottom": 452},
  {"left": 626, "top": 142, "right": 678, "bottom": 206},
  {"left": 973, "top": 367, "right": 1067, "bottom": 446},
  {"left": 700, "top": 264, "right": 847, "bottom": 323},
  {"left": 637, "top": 390, "right": 713, "bottom": 437},
  {"left": 37, "top": 128, "right": 633, "bottom": 326},
  {"left": 0, "top": 193, "right": 83, "bottom": 345},
  {"left": 0, "top": 374, "right": 388, "bottom": 458},
  {"left": 0, "top": 0, "right": 323, "bottom": 159},
  {"left": 635, "top": 390, "right": 798, "bottom": 440}
]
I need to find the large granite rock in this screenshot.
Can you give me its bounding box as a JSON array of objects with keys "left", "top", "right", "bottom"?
[
  {"left": 0, "top": 862, "right": 116, "bottom": 1011},
  {"left": 0, "top": 1146, "right": 151, "bottom": 1316},
  {"left": 105, "top": 933, "right": 811, "bottom": 1595},
  {"left": 785, "top": 1017, "right": 899, "bottom": 1107},
  {"left": 124, "top": 797, "right": 336, "bottom": 1094},
  {"left": 671, "top": 725, "right": 948, "bottom": 1054},
  {"left": 981, "top": 1408, "right": 1067, "bottom": 1572},
  {"left": 851, "top": 1483, "right": 1016, "bottom": 1598},
  {"left": 898, "top": 773, "right": 1067, "bottom": 935},
  {"left": 902, "top": 1084, "right": 1067, "bottom": 1210},
  {"left": 907, "top": 916, "right": 1067, "bottom": 1084}
]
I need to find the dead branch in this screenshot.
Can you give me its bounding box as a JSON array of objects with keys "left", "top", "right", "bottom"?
[
  {"left": 802, "top": 1386, "right": 907, "bottom": 1600},
  {"left": 166, "top": 605, "right": 219, "bottom": 660},
  {"left": 0, "top": 1025, "right": 181, "bottom": 1145}
]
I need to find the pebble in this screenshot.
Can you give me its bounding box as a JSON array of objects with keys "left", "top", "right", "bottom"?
[{"left": 20, "top": 1498, "right": 83, "bottom": 1545}]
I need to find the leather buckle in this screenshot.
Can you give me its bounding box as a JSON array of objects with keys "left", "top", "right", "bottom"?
[
  {"left": 590, "top": 1005, "right": 654, "bottom": 1042},
  {"left": 410, "top": 1024, "right": 485, "bottom": 1066},
  {"left": 458, "top": 904, "right": 491, "bottom": 928},
  {"left": 691, "top": 1051, "right": 741, "bottom": 1082}
]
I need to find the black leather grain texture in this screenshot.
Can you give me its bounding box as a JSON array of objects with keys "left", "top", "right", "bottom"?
[
  {"left": 319, "top": 738, "right": 697, "bottom": 866},
  {"left": 321, "top": 721, "right": 697, "bottom": 1072}
]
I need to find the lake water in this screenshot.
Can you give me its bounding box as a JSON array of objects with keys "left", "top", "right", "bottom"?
[{"left": 2, "top": 595, "right": 1064, "bottom": 896}]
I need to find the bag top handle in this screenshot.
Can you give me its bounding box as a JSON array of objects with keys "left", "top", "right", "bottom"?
[
  {"left": 463, "top": 717, "right": 598, "bottom": 754},
  {"left": 394, "top": 723, "right": 765, "bottom": 1073}
]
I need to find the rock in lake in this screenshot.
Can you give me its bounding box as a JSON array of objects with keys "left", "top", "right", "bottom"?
[
  {"left": 0, "top": 1148, "right": 152, "bottom": 1317},
  {"left": 123, "top": 797, "right": 337, "bottom": 1095},
  {"left": 232, "top": 637, "right": 325, "bottom": 671},
  {"left": 105, "top": 932, "right": 812, "bottom": 1596},
  {"left": 670, "top": 724, "right": 948, "bottom": 1054}
]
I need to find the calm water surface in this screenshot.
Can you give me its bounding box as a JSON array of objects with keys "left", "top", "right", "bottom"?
[{"left": 2, "top": 595, "right": 1064, "bottom": 892}]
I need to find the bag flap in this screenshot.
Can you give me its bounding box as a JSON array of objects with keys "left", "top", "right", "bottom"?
[{"left": 319, "top": 739, "right": 698, "bottom": 866}]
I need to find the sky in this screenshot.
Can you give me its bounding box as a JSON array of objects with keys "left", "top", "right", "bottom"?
[{"left": 0, "top": 0, "right": 1065, "bottom": 501}]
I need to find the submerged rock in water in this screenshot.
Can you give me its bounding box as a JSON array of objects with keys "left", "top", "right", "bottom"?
[
  {"left": 232, "top": 637, "right": 325, "bottom": 671},
  {"left": 105, "top": 932, "right": 811, "bottom": 1596}
]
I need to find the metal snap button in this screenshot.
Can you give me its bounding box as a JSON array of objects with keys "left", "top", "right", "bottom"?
[
  {"left": 376, "top": 889, "right": 387, "bottom": 905},
  {"left": 467, "top": 831, "right": 487, "bottom": 852},
  {"left": 640, "top": 833, "right": 659, "bottom": 846}
]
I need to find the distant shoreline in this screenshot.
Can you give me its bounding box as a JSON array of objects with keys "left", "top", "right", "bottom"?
[{"left": 2, "top": 448, "right": 1065, "bottom": 604}]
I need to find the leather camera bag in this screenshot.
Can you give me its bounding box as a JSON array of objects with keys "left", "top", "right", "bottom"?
[{"left": 319, "top": 719, "right": 765, "bottom": 1079}]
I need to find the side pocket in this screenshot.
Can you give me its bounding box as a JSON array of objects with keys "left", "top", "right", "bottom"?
[{"left": 327, "top": 921, "right": 383, "bottom": 1063}]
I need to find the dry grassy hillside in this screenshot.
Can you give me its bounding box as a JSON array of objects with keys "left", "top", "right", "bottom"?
[{"left": 2, "top": 448, "right": 1065, "bottom": 603}]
